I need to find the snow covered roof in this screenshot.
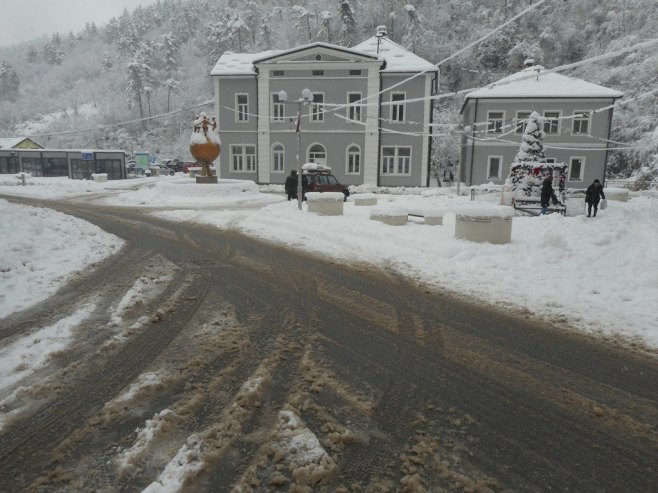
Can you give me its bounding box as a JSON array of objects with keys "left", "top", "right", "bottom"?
[
  {"left": 0, "top": 137, "right": 43, "bottom": 149},
  {"left": 464, "top": 66, "right": 624, "bottom": 102},
  {"left": 210, "top": 37, "right": 436, "bottom": 76},
  {"left": 210, "top": 50, "right": 282, "bottom": 76},
  {"left": 352, "top": 36, "right": 436, "bottom": 73}
]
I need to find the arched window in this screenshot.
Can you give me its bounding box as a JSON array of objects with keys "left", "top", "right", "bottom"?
[
  {"left": 271, "top": 143, "right": 284, "bottom": 173},
  {"left": 307, "top": 143, "right": 327, "bottom": 165},
  {"left": 346, "top": 144, "right": 360, "bottom": 175}
]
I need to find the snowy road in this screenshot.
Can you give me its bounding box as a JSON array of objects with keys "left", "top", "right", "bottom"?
[{"left": 0, "top": 198, "right": 657, "bottom": 492}]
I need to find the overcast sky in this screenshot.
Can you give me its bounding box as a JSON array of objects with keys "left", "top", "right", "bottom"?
[{"left": 0, "top": 0, "right": 159, "bottom": 48}]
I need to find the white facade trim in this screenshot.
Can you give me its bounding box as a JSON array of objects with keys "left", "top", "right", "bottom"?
[
  {"left": 421, "top": 73, "right": 431, "bottom": 187},
  {"left": 257, "top": 70, "right": 271, "bottom": 183},
  {"left": 214, "top": 77, "right": 221, "bottom": 173},
  {"left": 473, "top": 141, "right": 607, "bottom": 148},
  {"left": 363, "top": 67, "right": 380, "bottom": 185}
]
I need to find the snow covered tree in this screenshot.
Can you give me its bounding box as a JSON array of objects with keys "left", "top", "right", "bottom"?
[
  {"left": 126, "top": 61, "right": 146, "bottom": 121},
  {"left": 402, "top": 4, "right": 423, "bottom": 54},
  {"left": 27, "top": 45, "right": 38, "bottom": 64},
  {"left": 244, "top": 1, "right": 261, "bottom": 45},
  {"left": 43, "top": 33, "right": 64, "bottom": 65},
  {"left": 515, "top": 111, "right": 546, "bottom": 162},
  {"left": 101, "top": 52, "right": 114, "bottom": 71},
  {"left": 259, "top": 15, "right": 273, "bottom": 49},
  {"left": 162, "top": 78, "right": 180, "bottom": 113},
  {"left": 338, "top": 0, "right": 358, "bottom": 47},
  {"left": 0, "top": 60, "right": 20, "bottom": 101},
  {"left": 292, "top": 6, "right": 314, "bottom": 43},
  {"left": 160, "top": 32, "right": 180, "bottom": 75},
  {"left": 317, "top": 11, "right": 334, "bottom": 43}
]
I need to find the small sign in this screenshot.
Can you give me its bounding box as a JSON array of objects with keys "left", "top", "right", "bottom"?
[
  {"left": 81, "top": 152, "right": 94, "bottom": 161},
  {"left": 149, "top": 155, "right": 157, "bottom": 164}
]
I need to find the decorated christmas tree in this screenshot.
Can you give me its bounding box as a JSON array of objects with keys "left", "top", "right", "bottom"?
[{"left": 515, "top": 111, "right": 545, "bottom": 162}]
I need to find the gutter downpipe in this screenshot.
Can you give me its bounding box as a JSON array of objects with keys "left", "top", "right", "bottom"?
[
  {"left": 602, "top": 98, "right": 616, "bottom": 188},
  {"left": 427, "top": 71, "right": 437, "bottom": 187},
  {"left": 468, "top": 98, "right": 479, "bottom": 192},
  {"left": 376, "top": 69, "right": 383, "bottom": 188}
]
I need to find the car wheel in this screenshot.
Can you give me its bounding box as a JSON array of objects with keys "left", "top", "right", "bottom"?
[{"left": 170, "top": 170, "right": 175, "bottom": 176}]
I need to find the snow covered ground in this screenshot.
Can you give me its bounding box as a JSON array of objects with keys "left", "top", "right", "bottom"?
[{"left": 1, "top": 174, "right": 656, "bottom": 349}]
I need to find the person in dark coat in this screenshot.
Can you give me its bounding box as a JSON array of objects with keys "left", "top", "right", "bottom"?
[
  {"left": 301, "top": 173, "right": 309, "bottom": 201},
  {"left": 585, "top": 179, "right": 606, "bottom": 217},
  {"left": 285, "top": 170, "right": 297, "bottom": 200},
  {"left": 540, "top": 173, "right": 557, "bottom": 215}
]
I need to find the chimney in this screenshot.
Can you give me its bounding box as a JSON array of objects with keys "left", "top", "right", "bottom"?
[{"left": 376, "top": 25, "right": 387, "bottom": 37}]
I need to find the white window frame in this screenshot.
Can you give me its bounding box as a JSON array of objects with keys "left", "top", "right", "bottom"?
[
  {"left": 271, "top": 143, "right": 284, "bottom": 173},
  {"left": 544, "top": 158, "right": 556, "bottom": 164},
  {"left": 487, "top": 111, "right": 505, "bottom": 134},
  {"left": 307, "top": 143, "right": 327, "bottom": 163},
  {"left": 390, "top": 92, "right": 406, "bottom": 123},
  {"left": 235, "top": 93, "right": 249, "bottom": 123},
  {"left": 271, "top": 93, "right": 285, "bottom": 122},
  {"left": 347, "top": 92, "right": 362, "bottom": 122},
  {"left": 487, "top": 155, "right": 503, "bottom": 180},
  {"left": 346, "top": 144, "right": 361, "bottom": 175},
  {"left": 380, "top": 146, "right": 412, "bottom": 176},
  {"left": 230, "top": 144, "right": 257, "bottom": 172},
  {"left": 310, "top": 92, "right": 324, "bottom": 122},
  {"left": 568, "top": 156, "right": 585, "bottom": 181},
  {"left": 543, "top": 110, "right": 561, "bottom": 135},
  {"left": 572, "top": 111, "right": 591, "bottom": 135},
  {"left": 515, "top": 111, "right": 531, "bottom": 134}
]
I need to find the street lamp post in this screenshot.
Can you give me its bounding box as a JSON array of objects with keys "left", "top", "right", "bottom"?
[{"left": 278, "top": 89, "right": 314, "bottom": 211}]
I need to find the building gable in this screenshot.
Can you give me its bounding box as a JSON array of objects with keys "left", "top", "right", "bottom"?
[{"left": 254, "top": 43, "right": 379, "bottom": 66}]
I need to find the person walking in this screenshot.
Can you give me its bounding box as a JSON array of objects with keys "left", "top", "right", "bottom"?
[
  {"left": 540, "top": 173, "right": 556, "bottom": 215},
  {"left": 285, "top": 170, "right": 297, "bottom": 201},
  {"left": 585, "top": 179, "right": 606, "bottom": 217}
]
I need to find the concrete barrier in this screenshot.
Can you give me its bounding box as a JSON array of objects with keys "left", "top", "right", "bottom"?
[
  {"left": 306, "top": 192, "right": 344, "bottom": 215},
  {"left": 353, "top": 194, "right": 378, "bottom": 206},
  {"left": 370, "top": 206, "right": 408, "bottom": 226},
  {"left": 92, "top": 173, "right": 108, "bottom": 182},
  {"left": 454, "top": 205, "right": 515, "bottom": 244}
]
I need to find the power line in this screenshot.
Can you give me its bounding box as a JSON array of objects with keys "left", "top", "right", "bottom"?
[{"left": 29, "top": 100, "right": 215, "bottom": 138}]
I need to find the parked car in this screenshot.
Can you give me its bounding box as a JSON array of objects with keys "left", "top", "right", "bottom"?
[
  {"left": 148, "top": 164, "right": 176, "bottom": 176},
  {"left": 162, "top": 158, "right": 185, "bottom": 172},
  {"left": 302, "top": 163, "right": 350, "bottom": 201},
  {"left": 182, "top": 161, "right": 201, "bottom": 173}
]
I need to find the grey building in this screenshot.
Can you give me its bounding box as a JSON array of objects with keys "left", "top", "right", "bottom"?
[
  {"left": 210, "top": 29, "right": 438, "bottom": 187},
  {"left": 460, "top": 65, "right": 623, "bottom": 187}
]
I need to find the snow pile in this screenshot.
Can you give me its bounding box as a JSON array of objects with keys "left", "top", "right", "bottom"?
[
  {"left": 0, "top": 199, "right": 123, "bottom": 318},
  {"left": 110, "top": 275, "right": 172, "bottom": 326},
  {"left": 273, "top": 409, "right": 337, "bottom": 487},
  {"left": 453, "top": 204, "right": 516, "bottom": 218},
  {"left": 140, "top": 434, "right": 204, "bottom": 493},
  {"left": 113, "top": 372, "right": 164, "bottom": 404}
]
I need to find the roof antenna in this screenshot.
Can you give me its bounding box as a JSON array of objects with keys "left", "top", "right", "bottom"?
[{"left": 376, "top": 25, "right": 387, "bottom": 54}]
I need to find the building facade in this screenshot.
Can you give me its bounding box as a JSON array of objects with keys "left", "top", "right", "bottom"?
[
  {"left": 210, "top": 31, "right": 438, "bottom": 187},
  {"left": 460, "top": 66, "right": 623, "bottom": 187},
  {"left": 0, "top": 148, "right": 126, "bottom": 179}
]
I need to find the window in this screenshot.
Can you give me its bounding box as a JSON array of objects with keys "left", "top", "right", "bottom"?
[
  {"left": 310, "top": 93, "right": 324, "bottom": 122},
  {"left": 43, "top": 157, "right": 68, "bottom": 177},
  {"left": 272, "top": 70, "right": 284, "bottom": 77},
  {"left": 349, "top": 69, "right": 362, "bottom": 76},
  {"left": 236, "top": 94, "right": 249, "bottom": 122},
  {"left": 231, "top": 145, "right": 257, "bottom": 172},
  {"left": 271, "top": 143, "right": 284, "bottom": 173},
  {"left": 544, "top": 158, "right": 556, "bottom": 164},
  {"left": 308, "top": 143, "right": 327, "bottom": 163},
  {"left": 569, "top": 157, "right": 585, "bottom": 181},
  {"left": 487, "top": 156, "right": 503, "bottom": 180},
  {"left": 347, "top": 93, "right": 362, "bottom": 121},
  {"left": 572, "top": 111, "right": 590, "bottom": 135},
  {"left": 515, "top": 111, "right": 531, "bottom": 134},
  {"left": 346, "top": 144, "right": 361, "bottom": 174},
  {"left": 391, "top": 93, "right": 405, "bottom": 122},
  {"left": 381, "top": 146, "right": 411, "bottom": 175},
  {"left": 312, "top": 70, "right": 324, "bottom": 76},
  {"left": 544, "top": 111, "right": 560, "bottom": 134},
  {"left": 272, "top": 93, "right": 285, "bottom": 121},
  {"left": 487, "top": 111, "right": 504, "bottom": 134}
]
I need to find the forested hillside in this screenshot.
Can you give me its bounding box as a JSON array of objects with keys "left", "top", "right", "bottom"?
[{"left": 0, "top": 0, "right": 656, "bottom": 179}]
